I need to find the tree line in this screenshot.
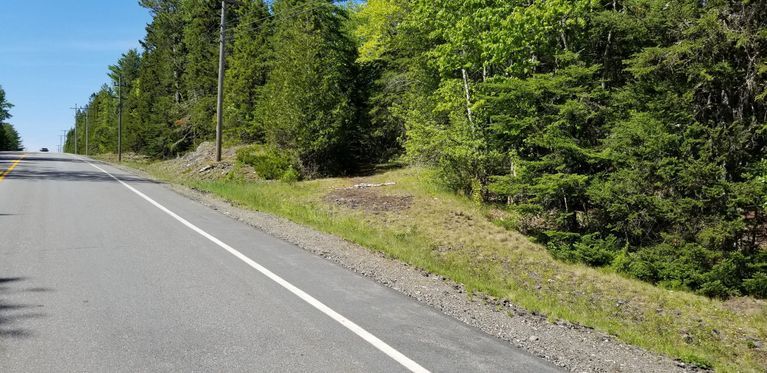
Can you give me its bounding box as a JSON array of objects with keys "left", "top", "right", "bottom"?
[
  {"left": 67, "top": 0, "right": 767, "bottom": 298},
  {"left": 0, "top": 85, "right": 22, "bottom": 152}
]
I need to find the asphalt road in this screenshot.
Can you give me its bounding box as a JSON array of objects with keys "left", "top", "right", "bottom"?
[{"left": 0, "top": 151, "right": 559, "bottom": 372}]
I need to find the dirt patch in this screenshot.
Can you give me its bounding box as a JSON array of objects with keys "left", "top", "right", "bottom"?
[
  {"left": 326, "top": 188, "right": 413, "bottom": 213},
  {"left": 106, "top": 160, "right": 706, "bottom": 373},
  {"left": 723, "top": 297, "right": 767, "bottom": 316},
  {"left": 166, "top": 182, "right": 699, "bottom": 373}
]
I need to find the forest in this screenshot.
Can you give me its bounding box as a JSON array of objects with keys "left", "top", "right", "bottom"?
[
  {"left": 0, "top": 85, "right": 22, "bottom": 152},
  {"left": 65, "top": 0, "right": 767, "bottom": 299}
]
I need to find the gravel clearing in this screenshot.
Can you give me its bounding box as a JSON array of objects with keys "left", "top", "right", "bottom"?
[{"left": 107, "top": 161, "right": 705, "bottom": 373}]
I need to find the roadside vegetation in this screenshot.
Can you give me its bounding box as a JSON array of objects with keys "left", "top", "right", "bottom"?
[
  {"left": 0, "top": 85, "right": 22, "bottom": 151},
  {"left": 105, "top": 146, "right": 766, "bottom": 372},
  {"left": 75, "top": 0, "right": 766, "bottom": 370}
]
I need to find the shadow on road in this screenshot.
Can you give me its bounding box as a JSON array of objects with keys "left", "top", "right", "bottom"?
[
  {"left": 0, "top": 277, "right": 50, "bottom": 340},
  {"left": 0, "top": 155, "right": 81, "bottom": 164},
  {"left": 1, "top": 153, "right": 157, "bottom": 184},
  {"left": 4, "top": 168, "right": 158, "bottom": 184}
]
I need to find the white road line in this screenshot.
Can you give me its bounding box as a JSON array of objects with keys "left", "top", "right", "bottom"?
[{"left": 83, "top": 159, "right": 430, "bottom": 373}]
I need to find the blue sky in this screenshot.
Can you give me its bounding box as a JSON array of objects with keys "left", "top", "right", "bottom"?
[{"left": 0, "top": 0, "right": 151, "bottom": 152}]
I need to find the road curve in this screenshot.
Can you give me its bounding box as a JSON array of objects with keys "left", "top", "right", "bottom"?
[{"left": 0, "top": 152, "right": 559, "bottom": 372}]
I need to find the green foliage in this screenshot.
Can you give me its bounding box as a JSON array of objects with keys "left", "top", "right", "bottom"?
[
  {"left": 0, "top": 85, "right": 12, "bottom": 124},
  {"left": 68, "top": 0, "right": 767, "bottom": 299},
  {"left": 546, "top": 232, "right": 621, "bottom": 267},
  {"left": 393, "top": 0, "right": 767, "bottom": 298},
  {"left": 0, "top": 123, "right": 22, "bottom": 151},
  {"left": 280, "top": 165, "right": 300, "bottom": 183},
  {"left": 236, "top": 144, "right": 298, "bottom": 180},
  {"left": 225, "top": 0, "right": 271, "bottom": 143},
  {"left": 256, "top": 0, "right": 360, "bottom": 176},
  {"left": 352, "top": 0, "right": 402, "bottom": 63},
  {"left": 744, "top": 272, "right": 767, "bottom": 298},
  {"left": 0, "top": 86, "right": 21, "bottom": 151}
]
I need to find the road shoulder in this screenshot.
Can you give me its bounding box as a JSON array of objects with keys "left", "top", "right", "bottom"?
[{"left": 98, "top": 159, "right": 696, "bottom": 373}]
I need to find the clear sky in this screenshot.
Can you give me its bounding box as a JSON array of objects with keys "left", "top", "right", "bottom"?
[{"left": 0, "top": 0, "right": 151, "bottom": 152}]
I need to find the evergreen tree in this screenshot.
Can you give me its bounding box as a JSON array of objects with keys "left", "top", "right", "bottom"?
[
  {"left": 64, "top": 0, "right": 767, "bottom": 298},
  {"left": 181, "top": 0, "right": 229, "bottom": 143},
  {"left": 0, "top": 124, "right": 21, "bottom": 151},
  {"left": 255, "top": 0, "right": 358, "bottom": 176},
  {"left": 0, "top": 85, "right": 20, "bottom": 151},
  {"left": 136, "top": 0, "right": 187, "bottom": 157},
  {"left": 350, "top": 0, "right": 411, "bottom": 164},
  {"left": 225, "top": 0, "right": 271, "bottom": 142},
  {"left": 109, "top": 50, "right": 142, "bottom": 153},
  {"left": 0, "top": 85, "right": 12, "bottom": 124}
]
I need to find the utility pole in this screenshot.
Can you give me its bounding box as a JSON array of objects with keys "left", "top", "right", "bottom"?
[
  {"left": 215, "top": 0, "right": 227, "bottom": 162},
  {"left": 84, "top": 105, "right": 89, "bottom": 157},
  {"left": 59, "top": 130, "right": 67, "bottom": 153},
  {"left": 117, "top": 75, "right": 123, "bottom": 163},
  {"left": 69, "top": 104, "right": 79, "bottom": 154}
]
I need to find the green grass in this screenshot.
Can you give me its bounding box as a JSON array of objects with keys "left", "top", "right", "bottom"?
[{"left": 118, "top": 157, "right": 766, "bottom": 372}]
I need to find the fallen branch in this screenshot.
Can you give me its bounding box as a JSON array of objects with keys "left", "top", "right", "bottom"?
[{"left": 335, "top": 182, "right": 396, "bottom": 190}]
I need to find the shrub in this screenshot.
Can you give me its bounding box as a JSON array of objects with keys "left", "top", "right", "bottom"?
[
  {"left": 237, "top": 145, "right": 298, "bottom": 180},
  {"left": 544, "top": 232, "right": 620, "bottom": 266},
  {"left": 744, "top": 273, "right": 767, "bottom": 298},
  {"left": 280, "top": 166, "right": 300, "bottom": 183}
]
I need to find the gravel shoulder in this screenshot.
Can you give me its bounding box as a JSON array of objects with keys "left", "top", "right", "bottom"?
[{"left": 103, "top": 159, "right": 702, "bottom": 373}]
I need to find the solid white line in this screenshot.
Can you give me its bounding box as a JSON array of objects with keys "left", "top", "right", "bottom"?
[{"left": 83, "top": 159, "right": 430, "bottom": 373}]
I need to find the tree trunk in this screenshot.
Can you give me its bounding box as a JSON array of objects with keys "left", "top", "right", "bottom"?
[{"left": 461, "top": 68, "right": 474, "bottom": 125}]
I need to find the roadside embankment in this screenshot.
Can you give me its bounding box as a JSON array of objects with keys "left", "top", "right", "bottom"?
[{"left": 95, "top": 145, "right": 766, "bottom": 372}]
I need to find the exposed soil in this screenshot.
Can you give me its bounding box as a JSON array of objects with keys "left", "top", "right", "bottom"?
[
  {"left": 326, "top": 188, "right": 414, "bottom": 213},
  {"left": 106, "top": 161, "right": 708, "bottom": 373},
  {"left": 164, "top": 142, "right": 259, "bottom": 181}
]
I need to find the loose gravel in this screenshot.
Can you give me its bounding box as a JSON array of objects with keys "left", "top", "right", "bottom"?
[{"left": 109, "top": 161, "right": 705, "bottom": 373}]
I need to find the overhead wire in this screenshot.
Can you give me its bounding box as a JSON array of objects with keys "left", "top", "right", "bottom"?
[{"left": 223, "top": 0, "right": 340, "bottom": 33}]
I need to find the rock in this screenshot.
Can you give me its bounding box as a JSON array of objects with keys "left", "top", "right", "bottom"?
[{"left": 529, "top": 335, "right": 539, "bottom": 342}]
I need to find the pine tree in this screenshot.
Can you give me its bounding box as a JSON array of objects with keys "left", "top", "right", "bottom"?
[
  {"left": 0, "top": 85, "right": 19, "bottom": 151},
  {"left": 181, "top": 0, "right": 224, "bottom": 143},
  {"left": 255, "top": 0, "right": 358, "bottom": 176},
  {"left": 225, "top": 0, "right": 271, "bottom": 142},
  {"left": 108, "top": 50, "right": 142, "bottom": 153},
  {"left": 137, "top": 0, "right": 187, "bottom": 157},
  {"left": 0, "top": 85, "right": 12, "bottom": 124}
]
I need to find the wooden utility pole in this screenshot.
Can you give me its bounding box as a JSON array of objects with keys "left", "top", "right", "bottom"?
[
  {"left": 215, "top": 0, "right": 227, "bottom": 162},
  {"left": 84, "top": 105, "right": 89, "bottom": 157},
  {"left": 117, "top": 75, "right": 123, "bottom": 163},
  {"left": 69, "top": 104, "right": 79, "bottom": 154}
]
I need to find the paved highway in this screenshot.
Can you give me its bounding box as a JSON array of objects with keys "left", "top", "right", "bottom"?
[{"left": 0, "top": 152, "right": 558, "bottom": 372}]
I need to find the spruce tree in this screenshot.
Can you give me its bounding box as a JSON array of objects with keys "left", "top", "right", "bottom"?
[
  {"left": 137, "top": 0, "right": 187, "bottom": 157},
  {"left": 256, "top": 0, "right": 358, "bottom": 176},
  {"left": 225, "top": 0, "right": 271, "bottom": 142}
]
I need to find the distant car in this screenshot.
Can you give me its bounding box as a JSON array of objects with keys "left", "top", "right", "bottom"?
[{"left": 40, "top": 148, "right": 49, "bottom": 152}]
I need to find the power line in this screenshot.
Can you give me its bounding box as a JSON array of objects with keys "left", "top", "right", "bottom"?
[{"left": 224, "top": 0, "right": 336, "bottom": 33}]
